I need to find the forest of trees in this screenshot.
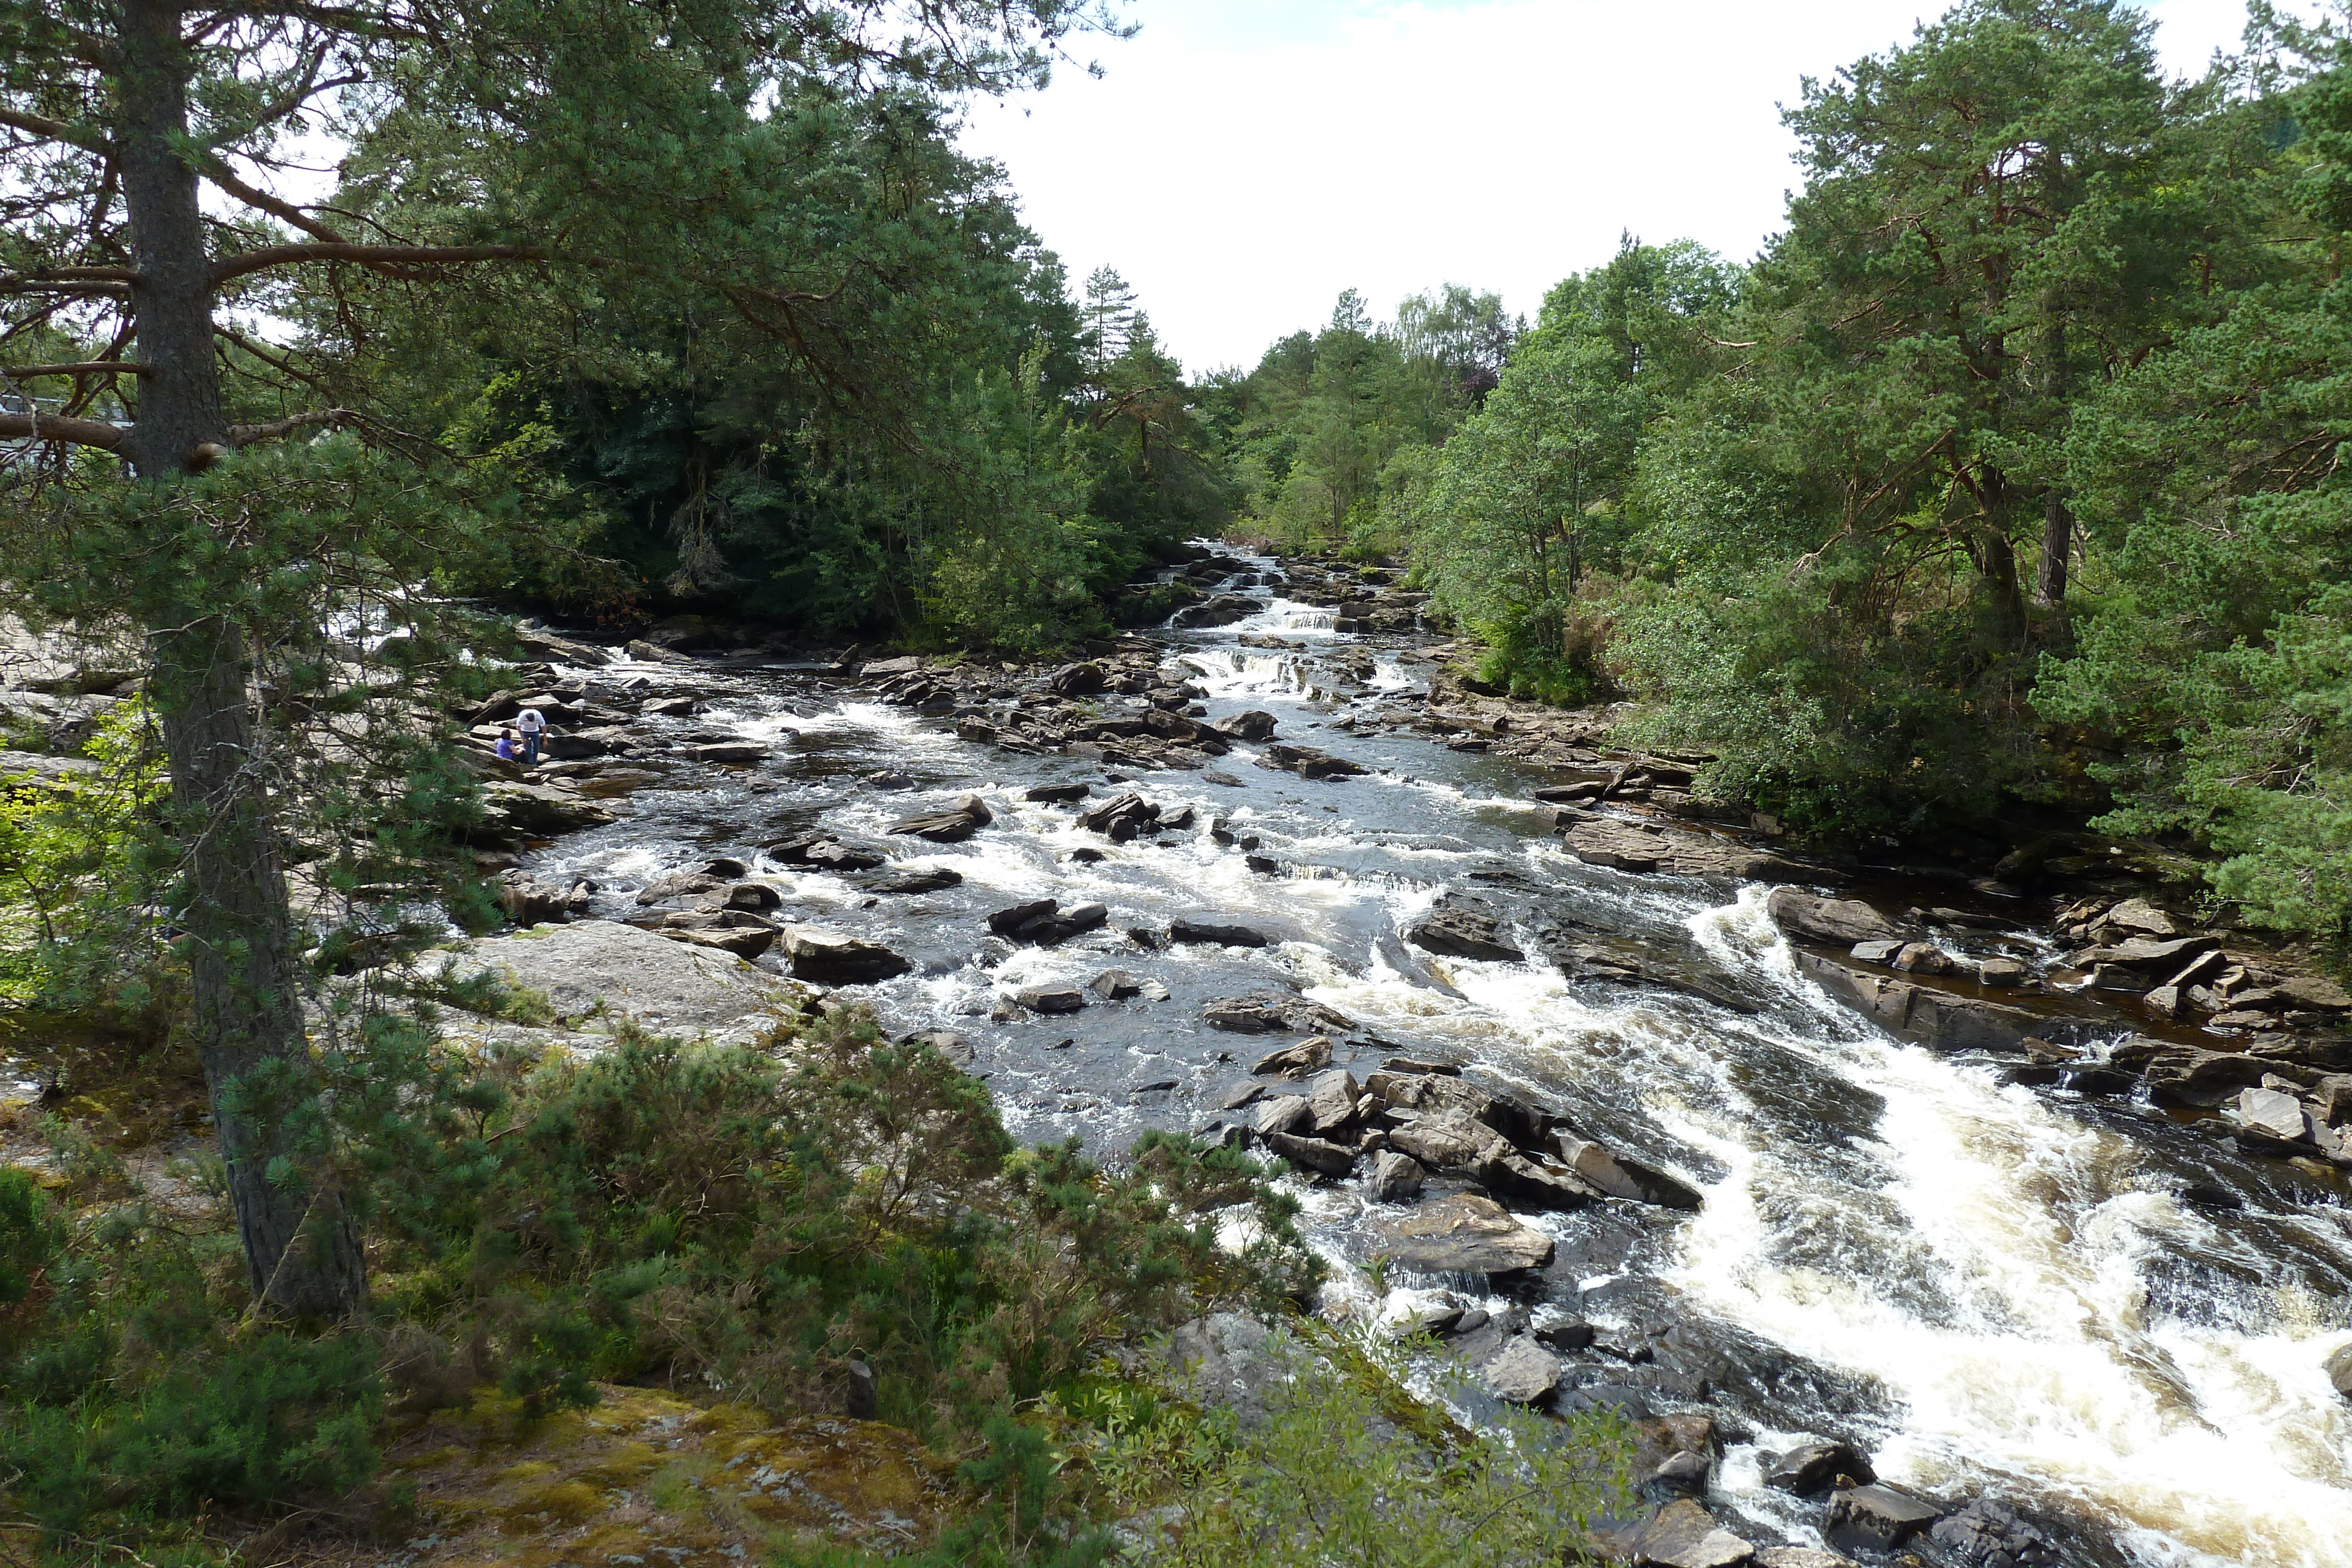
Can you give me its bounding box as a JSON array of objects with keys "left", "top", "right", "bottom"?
[
  {"left": 0, "top": 0, "right": 2348, "bottom": 1560},
  {"left": 1209, "top": 1, "right": 2352, "bottom": 958}
]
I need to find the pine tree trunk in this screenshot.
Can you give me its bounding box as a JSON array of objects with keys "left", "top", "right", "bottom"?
[{"left": 119, "top": 0, "right": 368, "bottom": 1318}]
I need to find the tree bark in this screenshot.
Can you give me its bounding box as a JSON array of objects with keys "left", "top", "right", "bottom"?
[{"left": 119, "top": 0, "right": 368, "bottom": 1319}]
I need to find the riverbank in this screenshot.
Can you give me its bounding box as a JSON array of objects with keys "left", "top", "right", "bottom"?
[{"left": 5, "top": 548, "right": 2350, "bottom": 1566}]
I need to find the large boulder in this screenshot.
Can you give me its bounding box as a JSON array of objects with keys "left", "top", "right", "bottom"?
[
  {"left": 1374, "top": 1192, "right": 1554, "bottom": 1275},
  {"left": 777, "top": 925, "right": 913, "bottom": 984},
  {"left": 1077, "top": 791, "right": 1161, "bottom": 841},
  {"left": 1797, "top": 952, "right": 2035, "bottom": 1053},
  {"left": 1215, "top": 709, "right": 1278, "bottom": 742},
  {"left": 1556, "top": 1136, "right": 1703, "bottom": 1210},
  {"left": 1562, "top": 818, "right": 1791, "bottom": 880},
  {"left": 1406, "top": 901, "right": 1525, "bottom": 964},
  {"left": 1768, "top": 888, "right": 1898, "bottom": 945},
  {"left": 478, "top": 779, "right": 618, "bottom": 839},
  {"left": 431, "top": 920, "right": 787, "bottom": 1036}
]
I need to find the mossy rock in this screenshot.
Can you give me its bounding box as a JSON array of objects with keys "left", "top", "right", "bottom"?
[{"left": 385, "top": 1384, "right": 957, "bottom": 1567}]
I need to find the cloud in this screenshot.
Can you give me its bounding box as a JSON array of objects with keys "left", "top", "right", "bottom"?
[{"left": 959, "top": 0, "right": 2268, "bottom": 374}]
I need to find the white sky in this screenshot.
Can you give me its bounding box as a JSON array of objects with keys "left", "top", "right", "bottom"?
[{"left": 957, "top": 0, "right": 2270, "bottom": 375}]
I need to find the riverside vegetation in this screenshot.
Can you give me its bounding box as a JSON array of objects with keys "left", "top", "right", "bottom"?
[{"left": 0, "top": 0, "right": 2347, "bottom": 1563}]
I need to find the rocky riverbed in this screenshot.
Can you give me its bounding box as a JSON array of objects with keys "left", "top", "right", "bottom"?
[{"left": 9, "top": 553, "right": 2351, "bottom": 1567}]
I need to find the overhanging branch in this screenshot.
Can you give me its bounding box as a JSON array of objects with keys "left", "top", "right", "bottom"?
[
  {"left": 0, "top": 410, "right": 128, "bottom": 451},
  {"left": 210, "top": 242, "right": 548, "bottom": 286}
]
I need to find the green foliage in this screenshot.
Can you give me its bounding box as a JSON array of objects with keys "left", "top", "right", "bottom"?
[
  {"left": 0, "top": 703, "right": 169, "bottom": 1018},
  {"left": 1085, "top": 1326, "right": 1632, "bottom": 1566},
  {"left": 0, "top": 1206, "right": 382, "bottom": 1537}
]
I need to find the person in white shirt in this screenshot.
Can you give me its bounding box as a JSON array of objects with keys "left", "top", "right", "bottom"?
[{"left": 515, "top": 707, "right": 546, "bottom": 764}]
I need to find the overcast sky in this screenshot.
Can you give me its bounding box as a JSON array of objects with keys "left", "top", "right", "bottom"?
[{"left": 956, "top": 0, "right": 2271, "bottom": 375}]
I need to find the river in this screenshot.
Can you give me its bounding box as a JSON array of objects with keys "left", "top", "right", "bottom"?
[{"left": 519, "top": 547, "right": 2352, "bottom": 1568}]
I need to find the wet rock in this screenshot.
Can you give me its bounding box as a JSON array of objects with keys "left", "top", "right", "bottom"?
[
  {"left": 1535, "top": 1319, "right": 1597, "bottom": 1353},
  {"left": 496, "top": 869, "right": 595, "bottom": 926},
  {"left": 1407, "top": 901, "right": 1525, "bottom": 964},
  {"left": 887, "top": 793, "right": 993, "bottom": 842},
  {"left": 768, "top": 833, "right": 884, "bottom": 871},
  {"left": 1768, "top": 888, "right": 1898, "bottom": 945},
  {"left": 1210, "top": 1080, "right": 1265, "bottom": 1112},
  {"left": 2280, "top": 974, "right": 2352, "bottom": 1011},
  {"left": 1928, "top": 1499, "right": 2061, "bottom": 1567},
  {"left": 700, "top": 857, "right": 749, "bottom": 878},
  {"left": 1823, "top": 1484, "right": 1940, "bottom": 1553},
  {"left": 1264, "top": 1131, "right": 1355, "bottom": 1176},
  {"left": 1753, "top": 1553, "right": 1856, "bottom": 1568},
  {"left": 1482, "top": 1336, "right": 1561, "bottom": 1405},
  {"left": 779, "top": 925, "right": 913, "bottom": 984},
  {"left": 723, "top": 882, "right": 782, "bottom": 912},
  {"left": 860, "top": 866, "right": 962, "bottom": 895},
  {"left": 1851, "top": 939, "right": 1903, "bottom": 963},
  {"left": 1172, "top": 594, "right": 1260, "bottom": 628},
  {"left": 1259, "top": 743, "right": 1367, "bottom": 780},
  {"left": 1300, "top": 1068, "right": 1361, "bottom": 1138},
  {"left": 1202, "top": 991, "right": 1356, "bottom": 1035},
  {"left": 1048, "top": 661, "right": 1108, "bottom": 696},
  {"left": 686, "top": 741, "right": 770, "bottom": 765},
  {"left": 1643, "top": 1449, "right": 1714, "bottom": 1502},
  {"left": 1215, "top": 709, "right": 1279, "bottom": 742},
  {"left": 2324, "top": 1342, "right": 2352, "bottom": 1399},
  {"left": 1976, "top": 957, "right": 2028, "bottom": 988},
  {"left": 1796, "top": 952, "right": 2035, "bottom": 1053},
  {"left": 1485, "top": 1151, "right": 1599, "bottom": 1212},
  {"left": 1077, "top": 790, "right": 1161, "bottom": 841},
  {"left": 1374, "top": 1192, "right": 1554, "bottom": 1275},
  {"left": 1024, "top": 782, "right": 1090, "bottom": 803},
  {"left": 1762, "top": 1440, "right": 1876, "bottom": 1496},
  {"left": 1014, "top": 902, "right": 1110, "bottom": 946},
  {"left": 987, "top": 898, "right": 1060, "bottom": 935},
  {"left": 1367, "top": 1151, "right": 1425, "bottom": 1202},
  {"left": 1251, "top": 1036, "right": 1333, "bottom": 1076},
  {"left": 2136, "top": 1045, "right": 2276, "bottom": 1108},
  {"left": 860, "top": 655, "right": 921, "bottom": 676},
  {"left": 1622, "top": 1499, "right": 1755, "bottom": 1568},
  {"left": 1088, "top": 968, "right": 1144, "bottom": 1000},
  {"left": 1556, "top": 1136, "right": 1703, "bottom": 1210},
  {"left": 1384, "top": 1054, "right": 1459, "bottom": 1075},
  {"left": 1014, "top": 984, "right": 1086, "bottom": 1014},
  {"left": 636, "top": 871, "right": 726, "bottom": 905},
  {"left": 1170, "top": 917, "right": 1271, "bottom": 948}
]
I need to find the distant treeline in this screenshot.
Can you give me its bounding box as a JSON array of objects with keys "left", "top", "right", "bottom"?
[{"left": 406, "top": 1, "right": 2348, "bottom": 950}]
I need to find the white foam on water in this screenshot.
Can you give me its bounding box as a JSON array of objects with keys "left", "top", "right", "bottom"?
[{"left": 1657, "top": 891, "right": 2352, "bottom": 1568}]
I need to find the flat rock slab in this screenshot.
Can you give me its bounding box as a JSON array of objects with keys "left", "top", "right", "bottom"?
[
  {"left": 1768, "top": 887, "right": 1897, "bottom": 944},
  {"left": 1825, "top": 1485, "right": 1940, "bottom": 1553},
  {"left": 1375, "top": 1192, "right": 1553, "bottom": 1275},
  {"left": 780, "top": 925, "right": 913, "bottom": 984},
  {"left": 1563, "top": 818, "right": 1790, "bottom": 880},
  {"left": 435, "top": 920, "right": 790, "bottom": 1037},
  {"left": 1797, "top": 952, "right": 2036, "bottom": 1054}
]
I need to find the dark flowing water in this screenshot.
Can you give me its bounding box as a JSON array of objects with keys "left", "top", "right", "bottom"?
[{"left": 519, "top": 551, "right": 2352, "bottom": 1568}]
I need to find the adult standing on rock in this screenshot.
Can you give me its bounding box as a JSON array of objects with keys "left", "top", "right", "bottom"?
[{"left": 516, "top": 706, "right": 547, "bottom": 765}]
